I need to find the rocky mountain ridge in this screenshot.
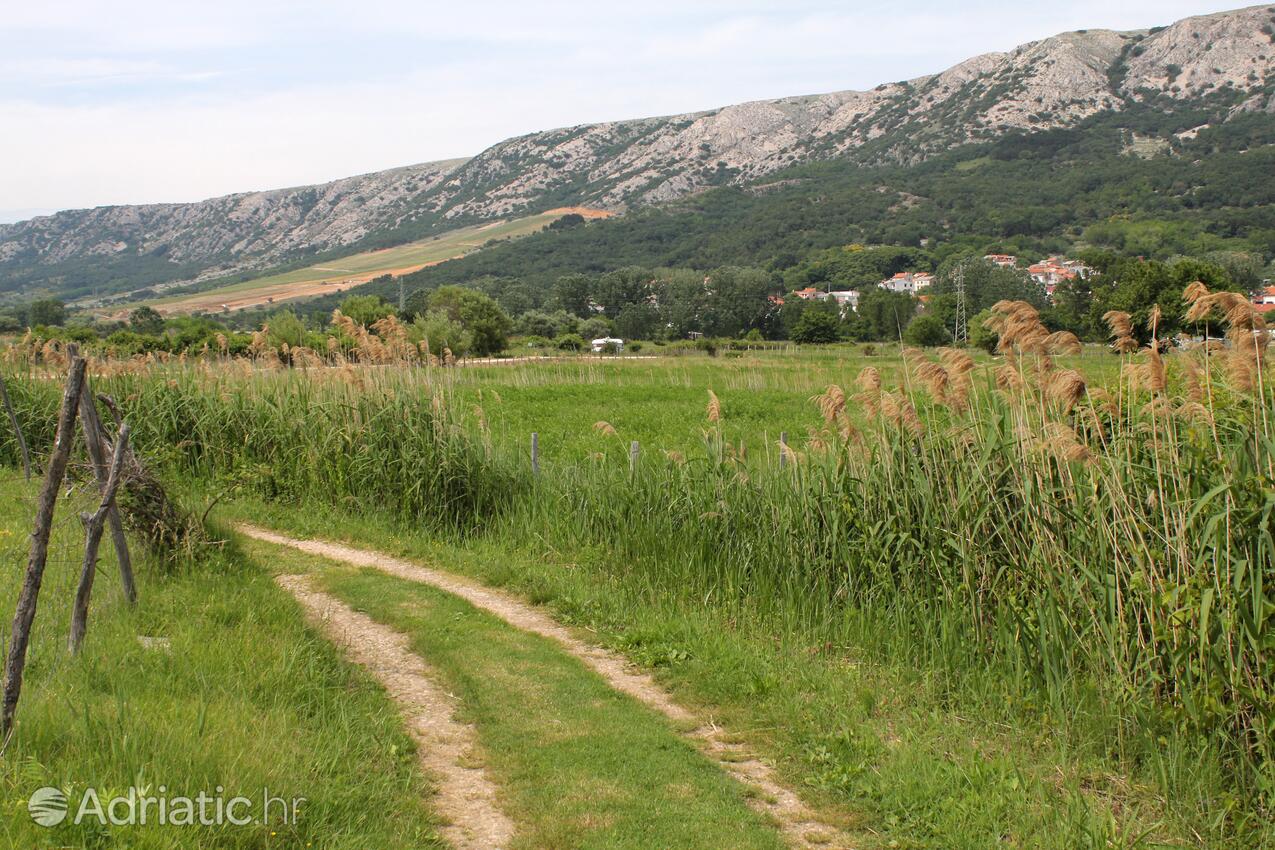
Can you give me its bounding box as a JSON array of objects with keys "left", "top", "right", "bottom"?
[{"left": 3, "top": 4, "right": 1274, "bottom": 299}]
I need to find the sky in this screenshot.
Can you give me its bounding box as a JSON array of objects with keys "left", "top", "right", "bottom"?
[{"left": 0, "top": 0, "right": 1246, "bottom": 222}]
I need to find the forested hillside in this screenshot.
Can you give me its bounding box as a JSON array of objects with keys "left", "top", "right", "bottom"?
[{"left": 338, "top": 105, "right": 1275, "bottom": 309}]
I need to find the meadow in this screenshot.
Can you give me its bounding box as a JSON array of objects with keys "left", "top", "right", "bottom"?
[
  {"left": 138, "top": 208, "right": 610, "bottom": 316},
  {"left": 0, "top": 289, "right": 1271, "bottom": 847}
]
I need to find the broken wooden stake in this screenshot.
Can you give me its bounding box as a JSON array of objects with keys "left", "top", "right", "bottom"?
[
  {"left": 1, "top": 356, "right": 85, "bottom": 737},
  {"left": 69, "top": 422, "right": 131, "bottom": 654},
  {"left": 67, "top": 347, "right": 136, "bottom": 605}
]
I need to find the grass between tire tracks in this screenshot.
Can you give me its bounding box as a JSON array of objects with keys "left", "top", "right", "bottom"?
[{"left": 245, "top": 536, "right": 794, "bottom": 850}]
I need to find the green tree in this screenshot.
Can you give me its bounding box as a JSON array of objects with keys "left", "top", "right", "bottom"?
[
  {"left": 1088, "top": 257, "right": 1238, "bottom": 341},
  {"left": 28, "top": 299, "right": 67, "bottom": 327},
  {"left": 427, "top": 286, "right": 512, "bottom": 356},
  {"left": 551, "top": 274, "right": 594, "bottom": 318},
  {"left": 339, "top": 294, "right": 394, "bottom": 326},
  {"left": 266, "top": 310, "right": 307, "bottom": 349},
  {"left": 968, "top": 309, "right": 999, "bottom": 353},
  {"left": 412, "top": 311, "right": 472, "bottom": 358},
  {"left": 903, "top": 315, "right": 951, "bottom": 347},
  {"left": 701, "top": 266, "right": 776, "bottom": 337},
  {"left": 128, "top": 305, "right": 165, "bottom": 335},
  {"left": 615, "top": 302, "right": 659, "bottom": 340},
  {"left": 580, "top": 316, "right": 611, "bottom": 340},
  {"left": 791, "top": 310, "right": 842, "bottom": 344},
  {"left": 850, "top": 289, "right": 917, "bottom": 341},
  {"left": 593, "top": 267, "right": 653, "bottom": 320},
  {"left": 517, "top": 310, "right": 558, "bottom": 338}
]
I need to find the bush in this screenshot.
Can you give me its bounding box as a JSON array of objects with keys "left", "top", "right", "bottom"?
[
  {"left": 969, "top": 309, "right": 999, "bottom": 353},
  {"left": 903, "top": 315, "right": 950, "bottom": 347},
  {"left": 556, "top": 334, "right": 584, "bottom": 351},
  {"left": 791, "top": 310, "right": 842, "bottom": 344}
]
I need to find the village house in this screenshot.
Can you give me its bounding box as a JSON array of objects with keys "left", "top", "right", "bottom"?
[
  {"left": 828, "top": 290, "right": 860, "bottom": 312},
  {"left": 879, "top": 272, "right": 934, "bottom": 294},
  {"left": 1255, "top": 284, "right": 1275, "bottom": 313},
  {"left": 984, "top": 254, "right": 1018, "bottom": 268}
]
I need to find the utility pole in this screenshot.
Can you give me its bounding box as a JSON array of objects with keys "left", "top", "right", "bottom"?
[{"left": 953, "top": 261, "right": 968, "bottom": 345}]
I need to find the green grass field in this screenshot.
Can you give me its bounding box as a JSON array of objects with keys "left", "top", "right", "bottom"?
[
  {"left": 0, "top": 337, "right": 1269, "bottom": 848},
  {"left": 433, "top": 344, "right": 1123, "bottom": 465}
]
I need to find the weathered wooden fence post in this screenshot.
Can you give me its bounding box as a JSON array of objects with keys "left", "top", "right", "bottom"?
[
  {"left": 0, "top": 374, "right": 31, "bottom": 481},
  {"left": 1, "top": 356, "right": 86, "bottom": 737},
  {"left": 69, "top": 422, "right": 131, "bottom": 654},
  {"left": 66, "top": 346, "right": 136, "bottom": 605},
  {"left": 531, "top": 432, "right": 539, "bottom": 477},
  {"left": 629, "top": 440, "right": 640, "bottom": 473}
]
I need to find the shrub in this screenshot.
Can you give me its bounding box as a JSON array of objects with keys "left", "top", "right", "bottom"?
[
  {"left": 791, "top": 310, "right": 842, "bottom": 344},
  {"left": 903, "top": 315, "right": 950, "bottom": 347},
  {"left": 556, "top": 334, "right": 584, "bottom": 351}
]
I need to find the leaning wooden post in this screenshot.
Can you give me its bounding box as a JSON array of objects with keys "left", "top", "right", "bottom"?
[
  {"left": 69, "top": 349, "right": 136, "bottom": 605},
  {"left": 1, "top": 357, "right": 85, "bottom": 737},
  {"left": 0, "top": 374, "right": 31, "bottom": 481},
  {"left": 69, "top": 422, "right": 131, "bottom": 654},
  {"left": 530, "top": 432, "right": 540, "bottom": 477}
]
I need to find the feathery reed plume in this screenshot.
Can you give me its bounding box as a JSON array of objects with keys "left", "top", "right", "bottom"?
[
  {"left": 856, "top": 367, "right": 882, "bottom": 392},
  {"left": 812, "top": 385, "right": 846, "bottom": 423},
  {"left": 881, "top": 391, "right": 923, "bottom": 436},
  {"left": 1142, "top": 396, "right": 1173, "bottom": 418},
  {"left": 989, "top": 300, "right": 1049, "bottom": 355},
  {"left": 1103, "top": 310, "right": 1133, "bottom": 338},
  {"left": 663, "top": 449, "right": 686, "bottom": 465},
  {"left": 778, "top": 439, "right": 800, "bottom": 466},
  {"left": 1174, "top": 401, "right": 1213, "bottom": 424},
  {"left": 1113, "top": 335, "right": 1140, "bottom": 354},
  {"left": 915, "top": 361, "right": 949, "bottom": 403},
  {"left": 1043, "top": 331, "right": 1082, "bottom": 356},
  {"left": 995, "top": 363, "right": 1024, "bottom": 392},
  {"left": 706, "top": 389, "right": 722, "bottom": 423},
  {"left": 1102, "top": 310, "right": 1140, "bottom": 355},
  {"left": 443, "top": 347, "right": 456, "bottom": 367},
  {"left": 1039, "top": 422, "right": 1091, "bottom": 463},
  {"left": 1182, "top": 280, "right": 1210, "bottom": 304},
  {"left": 1046, "top": 369, "right": 1086, "bottom": 412},
  {"left": 594, "top": 420, "right": 618, "bottom": 437},
  {"left": 938, "top": 348, "right": 975, "bottom": 411},
  {"left": 806, "top": 427, "right": 831, "bottom": 455},
  {"left": 1140, "top": 344, "right": 1167, "bottom": 394},
  {"left": 939, "top": 348, "right": 974, "bottom": 374}
]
